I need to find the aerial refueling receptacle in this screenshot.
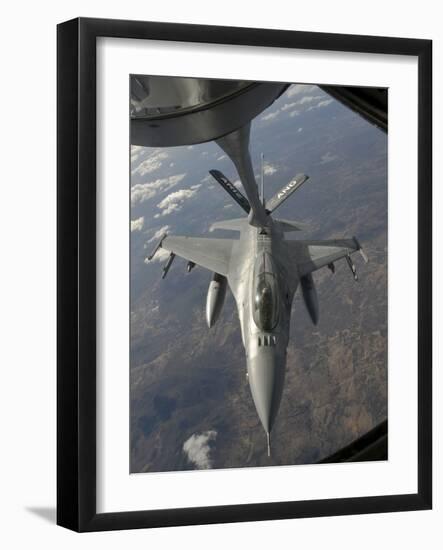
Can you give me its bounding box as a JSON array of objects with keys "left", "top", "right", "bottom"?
[{"left": 206, "top": 273, "right": 227, "bottom": 328}]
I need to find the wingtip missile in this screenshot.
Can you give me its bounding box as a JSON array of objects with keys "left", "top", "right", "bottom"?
[
  {"left": 147, "top": 232, "right": 168, "bottom": 261},
  {"left": 359, "top": 248, "right": 369, "bottom": 264},
  {"left": 346, "top": 254, "right": 358, "bottom": 281},
  {"left": 353, "top": 236, "right": 369, "bottom": 263}
]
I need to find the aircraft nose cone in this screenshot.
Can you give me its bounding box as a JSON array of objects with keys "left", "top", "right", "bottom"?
[{"left": 247, "top": 348, "right": 286, "bottom": 433}]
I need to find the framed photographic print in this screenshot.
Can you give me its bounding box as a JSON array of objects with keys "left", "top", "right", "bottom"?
[{"left": 57, "top": 17, "right": 432, "bottom": 531}]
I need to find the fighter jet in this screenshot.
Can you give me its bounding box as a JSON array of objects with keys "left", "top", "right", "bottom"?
[{"left": 147, "top": 164, "right": 368, "bottom": 456}]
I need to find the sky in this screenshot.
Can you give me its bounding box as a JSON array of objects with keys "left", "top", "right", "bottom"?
[{"left": 129, "top": 81, "right": 388, "bottom": 473}]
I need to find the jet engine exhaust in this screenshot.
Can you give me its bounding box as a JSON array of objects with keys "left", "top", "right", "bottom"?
[
  {"left": 300, "top": 273, "right": 319, "bottom": 325},
  {"left": 206, "top": 273, "right": 227, "bottom": 328}
]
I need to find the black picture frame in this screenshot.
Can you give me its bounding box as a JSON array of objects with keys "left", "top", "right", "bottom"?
[{"left": 57, "top": 17, "right": 432, "bottom": 532}]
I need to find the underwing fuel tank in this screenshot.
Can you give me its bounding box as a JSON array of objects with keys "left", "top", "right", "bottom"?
[
  {"left": 206, "top": 273, "right": 227, "bottom": 328},
  {"left": 300, "top": 273, "right": 319, "bottom": 325}
]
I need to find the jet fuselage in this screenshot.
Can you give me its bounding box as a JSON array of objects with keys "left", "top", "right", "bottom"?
[{"left": 225, "top": 219, "right": 298, "bottom": 438}]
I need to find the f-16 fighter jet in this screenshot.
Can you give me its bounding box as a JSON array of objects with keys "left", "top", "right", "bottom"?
[{"left": 148, "top": 167, "right": 368, "bottom": 456}]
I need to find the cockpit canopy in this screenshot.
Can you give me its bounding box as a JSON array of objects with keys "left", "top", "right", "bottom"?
[{"left": 252, "top": 253, "right": 280, "bottom": 331}]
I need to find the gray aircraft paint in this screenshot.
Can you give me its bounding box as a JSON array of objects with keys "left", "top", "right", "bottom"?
[
  {"left": 132, "top": 75, "right": 371, "bottom": 455},
  {"left": 149, "top": 190, "right": 367, "bottom": 455}
]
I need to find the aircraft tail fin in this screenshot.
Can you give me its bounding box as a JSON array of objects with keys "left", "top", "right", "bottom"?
[
  {"left": 209, "top": 170, "right": 251, "bottom": 214},
  {"left": 266, "top": 174, "right": 309, "bottom": 213}
]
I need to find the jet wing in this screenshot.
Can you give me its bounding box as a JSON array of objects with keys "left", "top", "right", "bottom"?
[
  {"left": 160, "top": 235, "right": 234, "bottom": 276},
  {"left": 293, "top": 238, "right": 363, "bottom": 277}
]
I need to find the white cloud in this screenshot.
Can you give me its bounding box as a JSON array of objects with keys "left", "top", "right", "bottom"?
[
  {"left": 131, "top": 145, "right": 144, "bottom": 163},
  {"left": 297, "top": 95, "right": 324, "bottom": 105},
  {"left": 147, "top": 225, "right": 170, "bottom": 243},
  {"left": 130, "top": 217, "right": 144, "bottom": 232},
  {"left": 257, "top": 86, "right": 328, "bottom": 124},
  {"left": 308, "top": 99, "right": 333, "bottom": 110},
  {"left": 144, "top": 247, "right": 170, "bottom": 264},
  {"left": 283, "top": 94, "right": 331, "bottom": 117},
  {"left": 131, "top": 174, "right": 186, "bottom": 206},
  {"left": 320, "top": 151, "right": 338, "bottom": 164},
  {"left": 280, "top": 102, "right": 298, "bottom": 111},
  {"left": 297, "top": 127, "right": 303, "bottom": 132},
  {"left": 282, "top": 90, "right": 332, "bottom": 115},
  {"left": 132, "top": 151, "right": 169, "bottom": 177},
  {"left": 263, "top": 162, "right": 277, "bottom": 176},
  {"left": 261, "top": 110, "right": 280, "bottom": 121},
  {"left": 286, "top": 84, "right": 317, "bottom": 98},
  {"left": 155, "top": 187, "right": 200, "bottom": 217},
  {"left": 183, "top": 430, "right": 217, "bottom": 469}
]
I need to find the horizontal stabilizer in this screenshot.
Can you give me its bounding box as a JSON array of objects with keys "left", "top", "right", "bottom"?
[
  {"left": 210, "top": 218, "right": 248, "bottom": 232},
  {"left": 266, "top": 174, "right": 309, "bottom": 213},
  {"left": 275, "top": 218, "right": 311, "bottom": 232},
  {"left": 209, "top": 170, "right": 251, "bottom": 214}
]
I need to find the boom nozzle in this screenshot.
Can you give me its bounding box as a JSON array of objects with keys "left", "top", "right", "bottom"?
[{"left": 267, "top": 432, "right": 271, "bottom": 457}]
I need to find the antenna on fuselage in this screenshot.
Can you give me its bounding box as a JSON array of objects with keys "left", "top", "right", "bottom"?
[{"left": 260, "top": 152, "right": 265, "bottom": 208}]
